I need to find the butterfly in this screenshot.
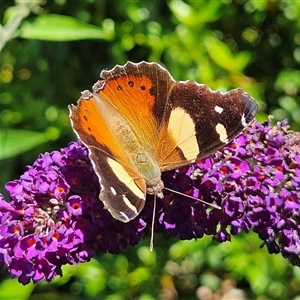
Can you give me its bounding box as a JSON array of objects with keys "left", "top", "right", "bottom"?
[{"left": 69, "top": 61, "right": 257, "bottom": 223}]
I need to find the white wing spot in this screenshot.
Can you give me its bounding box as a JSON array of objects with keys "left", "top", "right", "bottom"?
[
  {"left": 110, "top": 186, "right": 117, "bottom": 195},
  {"left": 107, "top": 158, "right": 144, "bottom": 199},
  {"left": 214, "top": 105, "right": 224, "bottom": 114},
  {"left": 241, "top": 113, "right": 247, "bottom": 127},
  {"left": 122, "top": 195, "right": 138, "bottom": 214},
  {"left": 119, "top": 211, "right": 130, "bottom": 222},
  {"left": 216, "top": 123, "right": 229, "bottom": 143}
]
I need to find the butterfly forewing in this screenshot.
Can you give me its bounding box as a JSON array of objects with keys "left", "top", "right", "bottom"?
[
  {"left": 69, "top": 90, "right": 148, "bottom": 222},
  {"left": 158, "top": 81, "right": 257, "bottom": 171}
]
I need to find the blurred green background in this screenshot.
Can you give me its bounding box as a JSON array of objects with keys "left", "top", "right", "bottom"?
[{"left": 1, "top": 0, "right": 300, "bottom": 299}]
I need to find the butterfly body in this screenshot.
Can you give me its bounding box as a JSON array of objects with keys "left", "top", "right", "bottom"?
[{"left": 69, "top": 61, "right": 257, "bottom": 222}]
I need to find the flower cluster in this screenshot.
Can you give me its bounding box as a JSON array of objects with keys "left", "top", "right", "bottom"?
[
  {"left": 155, "top": 119, "right": 300, "bottom": 266},
  {"left": 0, "top": 118, "right": 299, "bottom": 284},
  {"left": 0, "top": 142, "right": 145, "bottom": 284}
]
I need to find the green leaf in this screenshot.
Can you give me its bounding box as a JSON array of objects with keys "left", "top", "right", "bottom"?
[
  {"left": 18, "top": 14, "right": 115, "bottom": 41},
  {"left": 234, "top": 51, "right": 252, "bottom": 70},
  {"left": 0, "top": 278, "right": 34, "bottom": 300},
  {"left": 169, "top": 0, "right": 221, "bottom": 27},
  {"left": 275, "top": 69, "right": 300, "bottom": 94},
  {"left": 279, "top": 96, "right": 299, "bottom": 112},
  {"left": 204, "top": 36, "right": 235, "bottom": 70},
  {"left": 169, "top": 0, "right": 197, "bottom": 26},
  {"left": 0, "top": 129, "right": 52, "bottom": 160},
  {"left": 204, "top": 36, "right": 250, "bottom": 72}
]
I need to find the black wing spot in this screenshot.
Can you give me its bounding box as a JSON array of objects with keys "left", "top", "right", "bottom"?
[
  {"left": 140, "top": 85, "right": 146, "bottom": 90},
  {"left": 128, "top": 81, "right": 134, "bottom": 87},
  {"left": 87, "top": 127, "right": 92, "bottom": 132},
  {"left": 117, "top": 85, "right": 122, "bottom": 91},
  {"left": 84, "top": 116, "right": 88, "bottom": 121},
  {"left": 149, "top": 86, "right": 156, "bottom": 96}
]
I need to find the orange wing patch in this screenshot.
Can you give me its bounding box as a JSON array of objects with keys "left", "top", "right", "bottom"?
[
  {"left": 95, "top": 75, "right": 160, "bottom": 149},
  {"left": 70, "top": 93, "right": 125, "bottom": 161},
  {"left": 100, "top": 75, "right": 155, "bottom": 115}
]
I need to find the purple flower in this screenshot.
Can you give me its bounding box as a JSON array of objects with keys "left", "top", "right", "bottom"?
[
  {"left": 0, "top": 118, "right": 299, "bottom": 284},
  {"left": 155, "top": 118, "right": 300, "bottom": 266},
  {"left": 0, "top": 142, "right": 145, "bottom": 284}
]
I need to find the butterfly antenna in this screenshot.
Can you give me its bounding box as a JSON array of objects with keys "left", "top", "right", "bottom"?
[
  {"left": 149, "top": 193, "right": 157, "bottom": 252},
  {"left": 163, "top": 187, "right": 221, "bottom": 210}
]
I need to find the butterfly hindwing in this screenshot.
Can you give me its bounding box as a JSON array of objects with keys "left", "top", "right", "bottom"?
[{"left": 88, "top": 145, "right": 147, "bottom": 222}]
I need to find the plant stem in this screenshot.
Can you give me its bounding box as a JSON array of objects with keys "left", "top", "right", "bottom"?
[{"left": 0, "top": 2, "right": 35, "bottom": 53}]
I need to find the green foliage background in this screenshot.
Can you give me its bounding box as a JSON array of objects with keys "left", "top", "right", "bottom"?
[{"left": 0, "top": 0, "right": 300, "bottom": 299}]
